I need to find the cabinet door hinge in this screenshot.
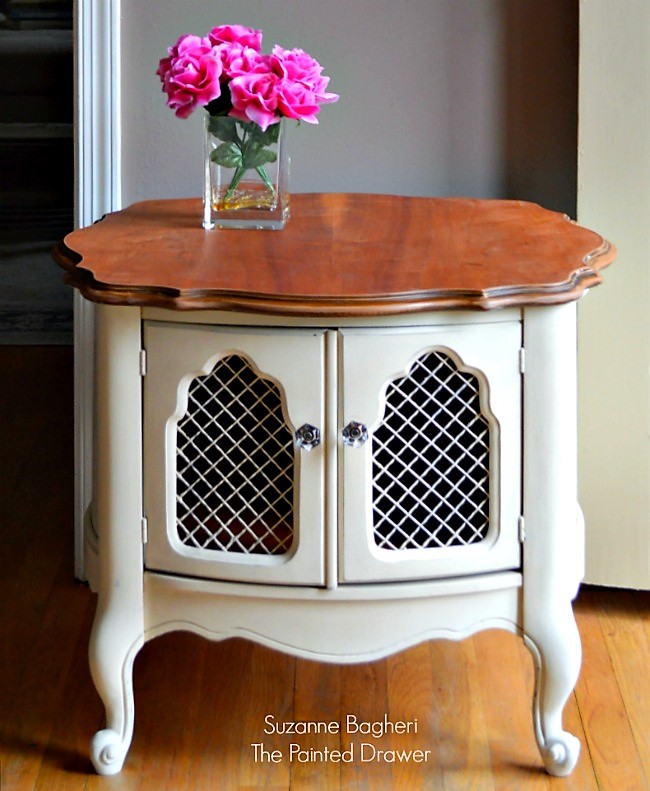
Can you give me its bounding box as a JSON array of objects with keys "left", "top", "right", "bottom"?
[
  {"left": 141, "top": 516, "right": 148, "bottom": 545},
  {"left": 139, "top": 349, "right": 147, "bottom": 376},
  {"left": 518, "top": 347, "right": 526, "bottom": 374},
  {"left": 518, "top": 515, "right": 526, "bottom": 543}
]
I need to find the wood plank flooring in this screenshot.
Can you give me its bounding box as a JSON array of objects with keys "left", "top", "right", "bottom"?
[{"left": 1, "top": 346, "right": 649, "bottom": 790}]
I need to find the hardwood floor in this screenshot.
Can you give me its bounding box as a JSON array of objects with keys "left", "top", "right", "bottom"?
[{"left": 1, "top": 346, "right": 648, "bottom": 790}]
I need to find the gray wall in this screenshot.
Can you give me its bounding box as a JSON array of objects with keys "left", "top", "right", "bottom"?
[
  {"left": 0, "top": 0, "right": 578, "bottom": 343},
  {"left": 122, "top": 0, "right": 577, "bottom": 215}
]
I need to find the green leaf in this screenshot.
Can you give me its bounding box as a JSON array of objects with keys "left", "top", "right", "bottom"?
[
  {"left": 208, "top": 116, "right": 240, "bottom": 143},
  {"left": 244, "top": 148, "right": 278, "bottom": 168},
  {"left": 211, "top": 142, "right": 243, "bottom": 168},
  {"left": 249, "top": 123, "right": 281, "bottom": 147}
]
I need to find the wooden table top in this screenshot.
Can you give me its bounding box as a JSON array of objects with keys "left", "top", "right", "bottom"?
[{"left": 53, "top": 193, "right": 615, "bottom": 316}]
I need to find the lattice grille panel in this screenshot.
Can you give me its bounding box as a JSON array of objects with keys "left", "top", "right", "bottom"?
[
  {"left": 372, "top": 351, "right": 490, "bottom": 550},
  {"left": 175, "top": 355, "right": 294, "bottom": 555}
]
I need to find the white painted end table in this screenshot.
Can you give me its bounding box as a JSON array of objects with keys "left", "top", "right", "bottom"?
[{"left": 55, "top": 194, "right": 614, "bottom": 776}]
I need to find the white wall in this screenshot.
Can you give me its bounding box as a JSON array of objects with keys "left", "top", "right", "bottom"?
[
  {"left": 578, "top": 0, "right": 650, "bottom": 589},
  {"left": 120, "top": 0, "right": 577, "bottom": 211}
]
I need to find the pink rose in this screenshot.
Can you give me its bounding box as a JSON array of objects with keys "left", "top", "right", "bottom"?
[
  {"left": 157, "top": 26, "right": 339, "bottom": 130},
  {"left": 271, "top": 46, "right": 322, "bottom": 84},
  {"left": 274, "top": 80, "right": 322, "bottom": 124},
  {"left": 208, "top": 24, "right": 262, "bottom": 51},
  {"left": 217, "top": 44, "right": 271, "bottom": 81},
  {"left": 229, "top": 72, "right": 281, "bottom": 131},
  {"left": 157, "top": 34, "right": 222, "bottom": 118},
  {"left": 271, "top": 46, "right": 339, "bottom": 120}
]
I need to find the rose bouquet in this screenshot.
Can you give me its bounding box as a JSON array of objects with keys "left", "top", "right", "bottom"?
[{"left": 157, "top": 24, "right": 338, "bottom": 227}]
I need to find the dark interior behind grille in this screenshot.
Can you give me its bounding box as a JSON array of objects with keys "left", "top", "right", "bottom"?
[
  {"left": 175, "top": 355, "right": 295, "bottom": 555},
  {"left": 372, "top": 352, "right": 490, "bottom": 551}
]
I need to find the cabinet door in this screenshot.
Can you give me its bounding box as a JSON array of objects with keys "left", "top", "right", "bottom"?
[
  {"left": 143, "top": 322, "right": 326, "bottom": 585},
  {"left": 339, "top": 321, "right": 522, "bottom": 583}
]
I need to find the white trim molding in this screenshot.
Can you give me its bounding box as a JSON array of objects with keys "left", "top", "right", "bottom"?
[
  {"left": 74, "top": 0, "right": 122, "bottom": 581},
  {"left": 76, "top": 0, "right": 122, "bottom": 226}
]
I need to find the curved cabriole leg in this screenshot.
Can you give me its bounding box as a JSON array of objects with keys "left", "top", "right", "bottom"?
[
  {"left": 88, "top": 606, "right": 142, "bottom": 775},
  {"left": 90, "top": 304, "right": 145, "bottom": 775},
  {"left": 524, "top": 607, "right": 582, "bottom": 777},
  {"left": 522, "top": 304, "right": 584, "bottom": 777}
]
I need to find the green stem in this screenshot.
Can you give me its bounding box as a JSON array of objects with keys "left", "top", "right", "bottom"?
[
  {"left": 256, "top": 165, "right": 276, "bottom": 196},
  {"left": 224, "top": 164, "right": 247, "bottom": 202},
  {"left": 220, "top": 122, "right": 277, "bottom": 203},
  {"left": 224, "top": 126, "right": 248, "bottom": 202}
]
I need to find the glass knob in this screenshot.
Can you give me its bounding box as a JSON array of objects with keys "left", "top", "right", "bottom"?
[
  {"left": 342, "top": 421, "right": 368, "bottom": 447},
  {"left": 295, "top": 423, "right": 321, "bottom": 451}
]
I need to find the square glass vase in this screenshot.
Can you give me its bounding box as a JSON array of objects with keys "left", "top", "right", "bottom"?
[{"left": 203, "top": 114, "right": 290, "bottom": 230}]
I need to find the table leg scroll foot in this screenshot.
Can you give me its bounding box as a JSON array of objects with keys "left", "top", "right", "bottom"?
[
  {"left": 523, "top": 611, "right": 582, "bottom": 777},
  {"left": 91, "top": 728, "right": 129, "bottom": 775},
  {"left": 540, "top": 733, "right": 581, "bottom": 777}
]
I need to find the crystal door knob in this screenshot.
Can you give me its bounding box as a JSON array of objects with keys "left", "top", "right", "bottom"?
[
  {"left": 295, "top": 423, "right": 321, "bottom": 451},
  {"left": 342, "top": 421, "right": 368, "bottom": 447}
]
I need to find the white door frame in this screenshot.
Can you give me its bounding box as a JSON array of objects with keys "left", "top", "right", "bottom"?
[{"left": 74, "top": 0, "right": 122, "bottom": 580}]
